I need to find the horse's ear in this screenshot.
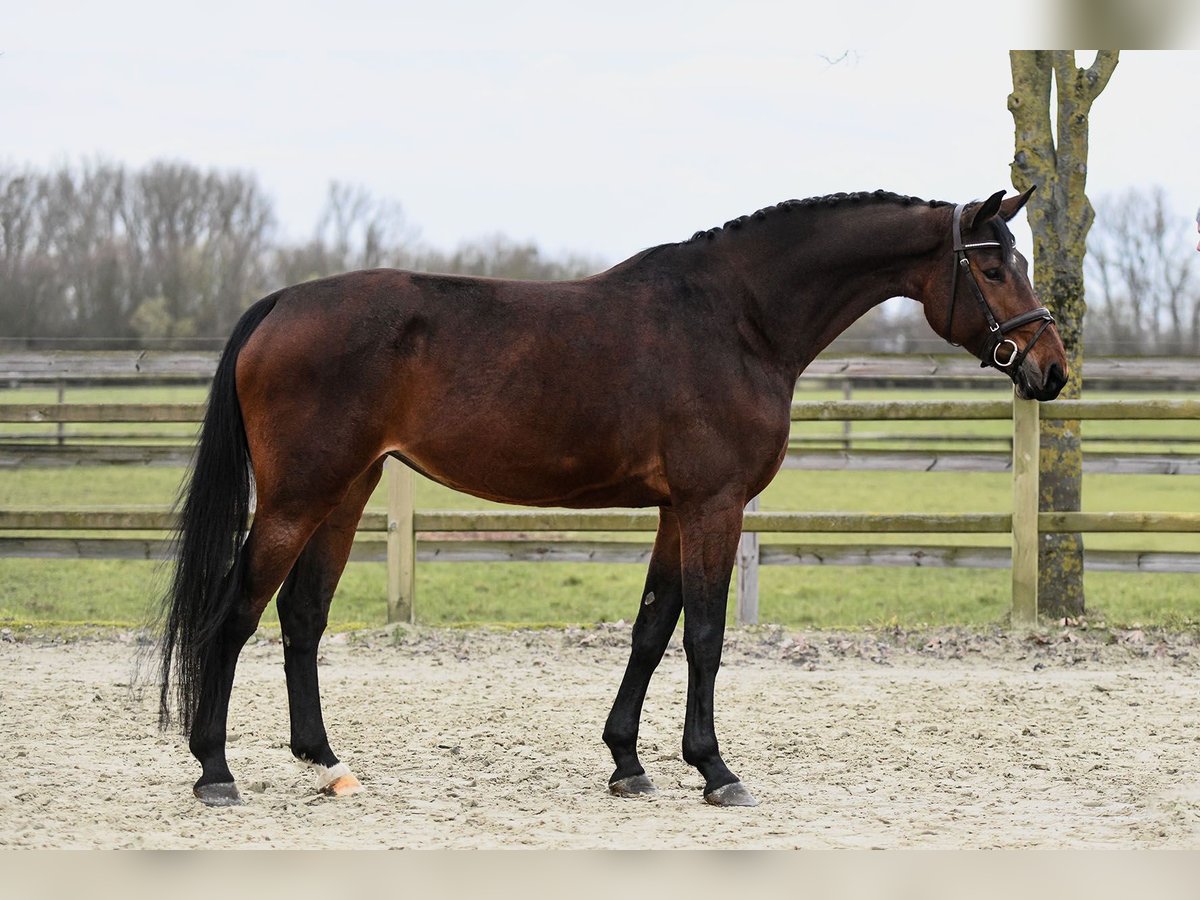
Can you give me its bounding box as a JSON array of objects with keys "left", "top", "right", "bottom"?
[
  {"left": 998, "top": 184, "right": 1036, "bottom": 221},
  {"left": 967, "top": 190, "right": 1007, "bottom": 229}
]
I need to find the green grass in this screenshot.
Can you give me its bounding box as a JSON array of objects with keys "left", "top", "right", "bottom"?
[
  {"left": 0, "top": 382, "right": 1197, "bottom": 630},
  {"left": 3, "top": 556, "right": 1197, "bottom": 632}
]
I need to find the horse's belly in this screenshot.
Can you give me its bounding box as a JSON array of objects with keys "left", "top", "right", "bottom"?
[{"left": 397, "top": 442, "right": 669, "bottom": 509}]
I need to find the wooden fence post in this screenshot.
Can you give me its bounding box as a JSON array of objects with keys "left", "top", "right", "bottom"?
[
  {"left": 841, "top": 380, "right": 853, "bottom": 452},
  {"left": 386, "top": 457, "right": 415, "bottom": 624},
  {"left": 737, "top": 495, "right": 760, "bottom": 625},
  {"left": 56, "top": 382, "right": 65, "bottom": 446},
  {"left": 1011, "top": 393, "right": 1040, "bottom": 624}
]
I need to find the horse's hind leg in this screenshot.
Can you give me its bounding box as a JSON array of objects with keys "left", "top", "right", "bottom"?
[
  {"left": 603, "top": 508, "right": 683, "bottom": 796},
  {"left": 189, "top": 504, "right": 331, "bottom": 806},
  {"left": 276, "top": 459, "right": 384, "bottom": 797}
]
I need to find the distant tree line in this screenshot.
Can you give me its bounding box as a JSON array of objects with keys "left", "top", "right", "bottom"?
[
  {"left": 0, "top": 160, "right": 602, "bottom": 347},
  {"left": 2, "top": 162, "right": 1195, "bottom": 355},
  {"left": 1, "top": 161, "right": 274, "bottom": 344}
]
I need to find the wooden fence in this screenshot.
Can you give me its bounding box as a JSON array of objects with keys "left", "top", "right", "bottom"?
[
  {"left": 1, "top": 394, "right": 1197, "bottom": 625},
  {"left": 4, "top": 349, "right": 1199, "bottom": 388},
  {"left": 5, "top": 351, "right": 1199, "bottom": 477}
]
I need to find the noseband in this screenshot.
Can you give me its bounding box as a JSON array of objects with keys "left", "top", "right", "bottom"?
[{"left": 946, "top": 203, "right": 1055, "bottom": 370}]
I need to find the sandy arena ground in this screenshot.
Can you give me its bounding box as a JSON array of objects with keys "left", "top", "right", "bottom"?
[{"left": 3, "top": 622, "right": 1200, "bottom": 848}]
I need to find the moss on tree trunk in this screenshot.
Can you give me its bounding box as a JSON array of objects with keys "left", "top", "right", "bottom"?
[{"left": 1008, "top": 50, "right": 1118, "bottom": 619}]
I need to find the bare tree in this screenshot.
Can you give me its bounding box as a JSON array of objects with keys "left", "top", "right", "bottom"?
[
  {"left": 49, "top": 161, "right": 131, "bottom": 336},
  {"left": 316, "top": 181, "right": 413, "bottom": 271},
  {"left": 0, "top": 161, "right": 132, "bottom": 338},
  {"left": 1087, "top": 188, "right": 1198, "bottom": 355},
  {"left": 122, "top": 162, "right": 274, "bottom": 338},
  {"left": 274, "top": 182, "right": 415, "bottom": 285},
  {"left": 0, "top": 168, "right": 43, "bottom": 337},
  {"left": 408, "top": 233, "right": 602, "bottom": 281},
  {"left": 274, "top": 189, "right": 602, "bottom": 286},
  {"left": 205, "top": 172, "right": 275, "bottom": 334}
]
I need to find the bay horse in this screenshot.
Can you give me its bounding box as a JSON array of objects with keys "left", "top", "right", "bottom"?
[{"left": 159, "top": 186, "right": 1067, "bottom": 807}]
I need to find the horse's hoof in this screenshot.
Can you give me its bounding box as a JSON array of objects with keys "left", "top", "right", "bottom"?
[
  {"left": 315, "top": 763, "right": 363, "bottom": 797},
  {"left": 194, "top": 781, "right": 243, "bottom": 807},
  {"left": 321, "top": 773, "right": 363, "bottom": 797},
  {"left": 609, "top": 773, "right": 658, "bottom": 797},
  {"left": 704, "top": 781, "right": 759, "bottom": 807}
]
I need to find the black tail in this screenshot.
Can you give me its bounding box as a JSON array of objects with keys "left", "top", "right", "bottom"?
[{"left": 158, "top": 294, "right": 280, "bottom": 733}]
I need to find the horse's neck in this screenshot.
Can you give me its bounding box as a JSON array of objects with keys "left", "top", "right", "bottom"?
[{"left": 725, "top": 205, "right": 943, "bottom": 376}]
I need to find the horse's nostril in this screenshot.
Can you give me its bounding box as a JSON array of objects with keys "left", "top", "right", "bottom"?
[{"left": 1045, "top": 362, "right": 1067, "bottom": 396}]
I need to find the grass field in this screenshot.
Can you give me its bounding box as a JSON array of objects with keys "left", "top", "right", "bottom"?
[{"left": 1, "top": 381, "right": 1197, "bottom": 630}]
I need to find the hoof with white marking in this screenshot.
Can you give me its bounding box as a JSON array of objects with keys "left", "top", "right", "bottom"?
[{"left": 315, "top": 762, "right": 363, "bottom": 797}]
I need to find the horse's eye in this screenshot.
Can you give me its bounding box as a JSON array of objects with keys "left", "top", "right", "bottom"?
[{"left": 983, "top": 268, "right": 1004, "bottom": 282}]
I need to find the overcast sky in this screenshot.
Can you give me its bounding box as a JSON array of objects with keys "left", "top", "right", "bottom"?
[{"left": 3, "top": 4, "right": 1197, "bottom": 265}]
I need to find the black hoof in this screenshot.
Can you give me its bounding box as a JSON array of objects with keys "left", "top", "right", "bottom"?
[
  {"left": 609, "top": 773, "right": 658, "bottom": 797},
  {"left": 704, "top": 781, "right": 758, "bottom": 807},
  {"left": 194, "top": 781, "right": 243, "bottom": 807}
]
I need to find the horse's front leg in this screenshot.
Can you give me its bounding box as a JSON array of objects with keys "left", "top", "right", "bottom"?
[
  {"left": 603, "top": 508, "right": 684, "bottom": 796},
  {"left": 677, "top": 494, "right": 758, "bottom": 807}
]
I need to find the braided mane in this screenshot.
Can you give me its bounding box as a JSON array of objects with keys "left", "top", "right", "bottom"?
[{"left": 683, "top": 189, "right": 950, "bottom": 244}]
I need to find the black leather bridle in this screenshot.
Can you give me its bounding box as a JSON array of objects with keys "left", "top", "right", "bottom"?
[{"left": 947, "top": 202, "right": 1055, "bottom": 370}]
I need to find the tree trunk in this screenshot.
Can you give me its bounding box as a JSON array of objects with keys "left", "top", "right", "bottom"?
[{"left": 1008, "top": 50, "right": 1118, "bottom": 619}]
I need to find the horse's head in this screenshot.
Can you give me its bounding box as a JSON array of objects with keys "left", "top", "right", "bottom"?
[{"left": 923, "top": 187, "right": 1068, "bottom": 401}]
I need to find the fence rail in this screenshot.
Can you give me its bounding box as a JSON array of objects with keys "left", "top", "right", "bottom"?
[
  {"left": 1, "top": 395, "right": 1197, "bottom": 624},
  {"left": 5, "top": 441, "right": 1199, "bottom": 476},
  {"left": 5, "top": 507, "right": 1196, "bottom": 535},
  {"left": 5, "top": 534, "right": 1196, "bottom": 575},
  {"left": 5, "top": 350, "right": 1199, "bottom": 388},
  {"left": 5, "top": 398, "right": 1199, "bottom": 468},
  {"left": 7, "top": 397, "right": 1199, "bottom": 424}
]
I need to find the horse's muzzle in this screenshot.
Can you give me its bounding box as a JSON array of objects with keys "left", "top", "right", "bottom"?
[{"left": 1014, "top": 359, "right": 1067, "bottom": 401}]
